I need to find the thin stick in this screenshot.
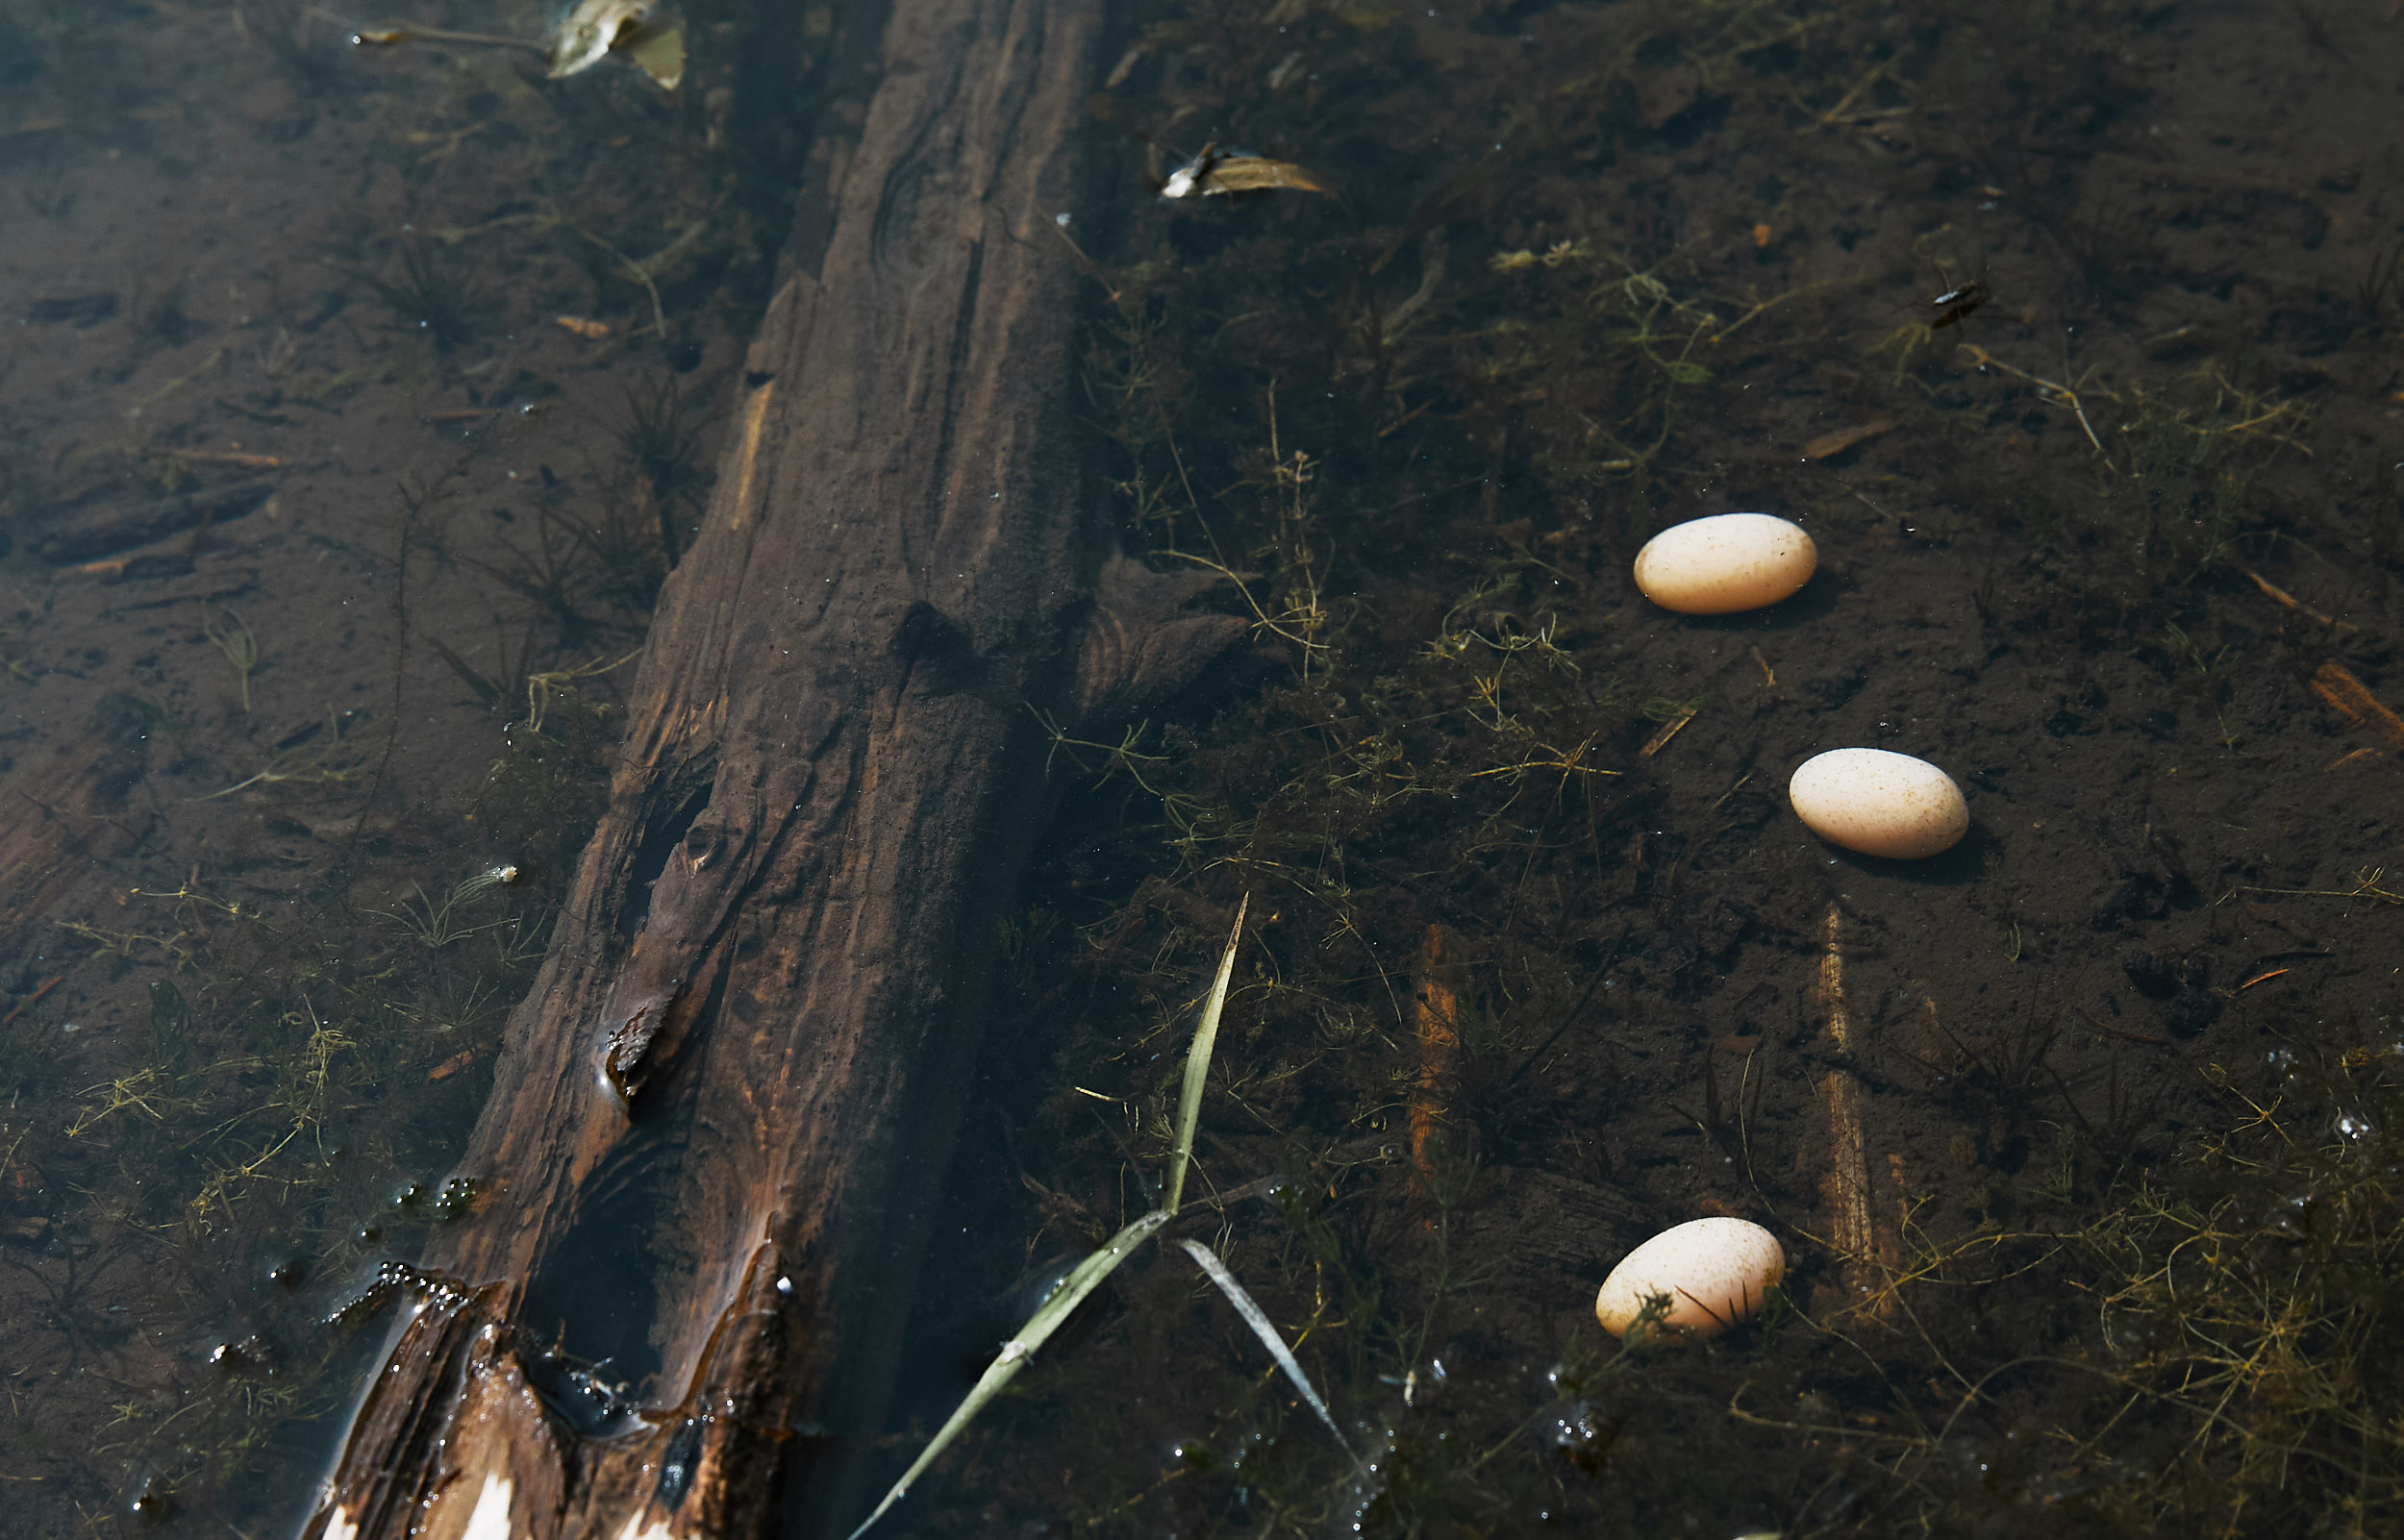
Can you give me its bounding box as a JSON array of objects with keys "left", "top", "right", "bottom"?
[
  {"left": 1406, "top": 924, "right": 1461, "bottom": 1197},
  {"left": 2240, "top": 567, "right": 2354, "bottom": 632},
  {"left": 2308, "top": 661, "right": 2404, "bottom": 752},
  {"left": 343, "top": 20, "right": 545, "bottom": 55},
  {"left": 1, "top": 975, "right": 64, "bottom": 1026},
  {"left": 1165, "top": 551, "right": 1327, "bottom": 656}
]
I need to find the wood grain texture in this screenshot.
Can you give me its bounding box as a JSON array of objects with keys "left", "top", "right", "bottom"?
[{"left": 306, "top": 0, "right": 1240, "bottom": 1528}]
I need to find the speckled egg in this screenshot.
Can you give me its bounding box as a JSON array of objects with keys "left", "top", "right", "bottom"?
[
  {"left": 1593, "top": 1217, "right": 1786, "bottom": 1341},
  {"left": 1632, "top": 512, "right": 1817, "bottom": 614},
  {"left": 1788, "top": 748, "right": 1969, "bottom": 859}
]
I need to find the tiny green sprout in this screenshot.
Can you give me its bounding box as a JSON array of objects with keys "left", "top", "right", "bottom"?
[{"left": 201, "top": 605, "right": 261, "bottom": 712}]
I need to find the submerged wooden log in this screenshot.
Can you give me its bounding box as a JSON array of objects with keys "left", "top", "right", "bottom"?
[{"left": 306, "top": 0, "right": 1240, "bottom": 1532}]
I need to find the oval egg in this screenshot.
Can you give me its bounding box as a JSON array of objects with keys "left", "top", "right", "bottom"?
[
  {"left": 1788, "top": 748, "right": 1968, "bottom": 859},
  {"left": 1593, "top": 1217, "right": 1785, "bottom": 1341},
  {"left": 1633, "top": 512, "right": 1817, "bottom": 615}
]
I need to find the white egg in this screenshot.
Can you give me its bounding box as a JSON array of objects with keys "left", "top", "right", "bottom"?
[
  {"left": 1593, "top": 1217, "right": 1785, "bottom": 1341},
  {"left": 1632, "top": 512, "right": 1817, "bottom": 614},
  {"left": 1788, "top": 748, "right": 1969, "bottom": 859}
]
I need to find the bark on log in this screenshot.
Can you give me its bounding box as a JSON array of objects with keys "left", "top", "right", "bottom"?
[{"left": 305, "top": 0, "right": 1239, "bottom": 1531}]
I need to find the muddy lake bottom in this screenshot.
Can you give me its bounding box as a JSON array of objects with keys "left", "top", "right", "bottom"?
[{"left": 2, "top": 0, "right": 2402, "bottom": 1535}]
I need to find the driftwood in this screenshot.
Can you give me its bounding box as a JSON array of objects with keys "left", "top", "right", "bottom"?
[{"left": 305, "top": 0, "right": 1240, "bottom": 1531}]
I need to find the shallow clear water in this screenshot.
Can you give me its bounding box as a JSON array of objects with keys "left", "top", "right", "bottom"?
[{"left": 2, "top": 0, "right": 2400, "bottom": 1535}]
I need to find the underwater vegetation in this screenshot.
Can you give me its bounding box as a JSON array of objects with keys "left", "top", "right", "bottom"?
[
  {"left": 922, "top": 907, "right": 2404, "bottom": 1535},
  {"left": 359, "top": 236, "right": 482, "bottom": 354},
  {"left": 849, "top": 901, "right": 1380, "bottom": 1539},
  {"left": 0, "top": 0, "right": 826, "bottom": 1526},
  {"left": 874, "top": 0, "right": 2404, "bottom": 1534},
  {"left": 0, "top": 0, "right": 2388, "bottom": 1528},
  {"left": 614, "top": 370, "right": 716, "bottom": 567},
  {"left": 14, "top": 668, "right": 622, "bottom": 1517},
  {"left": 2048, "top": 1048, "right": 2404, "bottom": 1527}
]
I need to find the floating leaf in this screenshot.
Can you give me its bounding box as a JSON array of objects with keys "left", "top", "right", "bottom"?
[
  {"left": 1162, "top": 142, "right": 1336, "bottom": 200},
  {"left": 548, "top": 0, "right": 661, "bottom": 79},
  {"left": 1196, "top": 156, "right": 1333, "bottom": 195},
  {"left": 625, "top": 25, "right": 685, "bottom": 89}
]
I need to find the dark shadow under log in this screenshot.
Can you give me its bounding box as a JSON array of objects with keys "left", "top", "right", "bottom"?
[{"left": 306, "top": 0, "right": 1240, "bottom": 1531}]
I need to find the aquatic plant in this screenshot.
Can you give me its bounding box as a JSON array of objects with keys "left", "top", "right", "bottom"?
[
  {"left": 200, "top": 603, "right": 261, "bottom": 712},
  {"left": 198, "top": 709, "right": 370, "bottom": 800},
  {"left": 848, "top": 898, "right": 1369, "bottom": 1537},
  {"left": 1812, "top": 1045, "right": 2404, "bottom": 1534},
  {"left": 360, "top": 237, "right": 479, "bottom": 353},
  {"left": 616, "top": 374, "right": 713, "bottom": 534}
]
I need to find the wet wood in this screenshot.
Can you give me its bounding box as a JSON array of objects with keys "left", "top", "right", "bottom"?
[
  {"left": 305, "top": 0, "right": 1242, "bottom": 1530},
  {"left": 2308, "top": 659, "right": 2404, "bottom": 753},
  {"left": 1406, "top": 924, "right": 1462, "bottom": 1199},
  {"left": 1814, "top": 905, "right": 1895, "bottom": 1321}
]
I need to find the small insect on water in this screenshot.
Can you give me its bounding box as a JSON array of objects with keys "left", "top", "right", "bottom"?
[{"left": 1928, "top": 278, "right": 1989, "bottom": 331}]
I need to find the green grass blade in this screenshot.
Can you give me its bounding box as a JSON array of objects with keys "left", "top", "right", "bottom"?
[
  {"left": 1166, "top": 894, "right": 1248, "bottom": 1215},
  {"left": 845, "top": 1206, "right": 1174, "bottom": 1540},
  {"left": 1177, "top": 1237, "right": 1362, "bottom": 1469}
]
